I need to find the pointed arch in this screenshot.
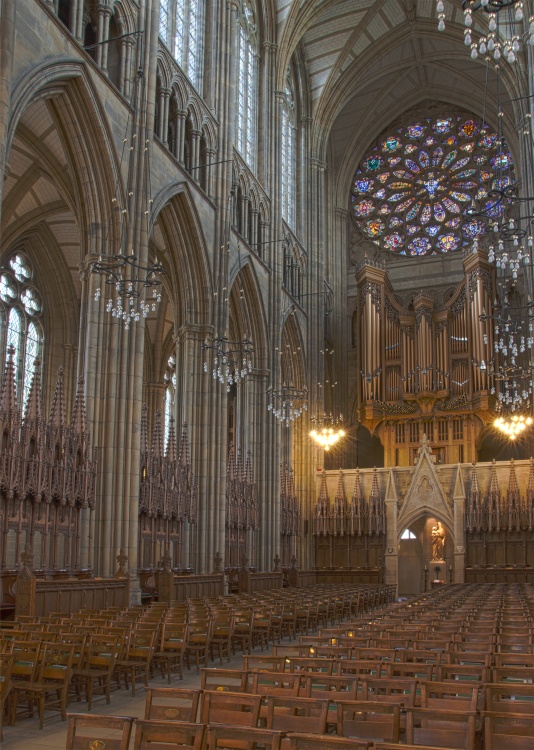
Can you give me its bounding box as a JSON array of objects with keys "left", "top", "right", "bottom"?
[
  {"left": 227, "top": 257, "right": 268, "bottom": 370},
  {"left": 6, "top": 60, "right": 124, "bottom": 258},
  {"left": 150, "top": 183, "right": 213, "bottom": 330}
]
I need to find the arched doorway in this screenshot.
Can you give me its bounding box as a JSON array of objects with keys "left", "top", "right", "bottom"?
[
  {"left": 398, "top": 523, "right": 423, "bottom": 596},
  {"left": 398, "top": 515, "right": 454, "bottom": 595}
]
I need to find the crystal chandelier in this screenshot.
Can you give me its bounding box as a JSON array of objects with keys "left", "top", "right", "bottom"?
[
  {"left": 202, "top": 335, "right": 254, "bottom": 391},
  {"left": 93, "top": 254, "right": 165, "bottom": 330},
  {"left": 267, "top": 384, "right": 308, "bottom": 426},
  {"left": 494, "top": 413, "right": 533, "bottom": 438},
  {"left": 309, "top": 413, "right": 345, "bottom": 451},
  {"left": 436, "top": 0, "right": 533, "bottom": 61}
]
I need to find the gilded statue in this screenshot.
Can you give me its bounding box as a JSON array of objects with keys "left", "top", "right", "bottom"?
[{"left": 431, "top": 521, "right": 446, "bottom": 560}]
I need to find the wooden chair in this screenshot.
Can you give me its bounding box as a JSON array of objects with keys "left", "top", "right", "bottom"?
[
  {"left": 0, "top": 653, "right": 13, "bottom": 740},
  {"left": 72, "top": 634, "right": 120, "bottom": 710},
  {"left": 243, "top": 655, "right": 287, "bottom": 672},
  {"left": 11, "top": 642, "right": 74, "bottom": 728},
  {"left": 201, "top": 667, "right": 249, "bottom": 692},
  {"left": 486, "top": 683, "right": 534, "bottom": 715},
  {"left": 116, "top": 630, "right": 155, "bottom": 696},
  {"left": 210, "top": 613, "right": 234, "bottom": 665},
  {"left": 336, "top": 660, "right": 383, "bottom": 678},
  {"left": 437, "top": 663, "right": 489, "bottom": 683},
  {"left": 336, "top": 700, "right": 401, "bottom": 743},
  {"left": 66, "top": 713, "right": 134, "bottom": 750},
  {"left": 265, "top": 695, "right": 329, "bottom": 734},
  {"left": 287, "top": 657, "right": 335, "bottom": 674},
  {"left": 286, "top": 734, "right": 371, "bottom": 750},
  {"left": 484, "top": 710, "right": 534, "bottom": 750},
  {"left": 406, "top": 707, "right": 477, "bottom": 749},
  {"left": 420, "top": 680, "right": 479, "bottom": 712},
  {"left": 185, "top": 618, "right": 213, "bottom": 674},
  {"left": 250, "top": 670, "right": 301, "bottom": 698},
  {"left": 232, "top": 611, "right": 253, "bottom": 656},
  {"left": 144, "top": 686, "right": 200, "bottom": 721},
  {"left": 154, "top": 622, "right": 188, "bottom": 683},
  {"left": 133, "top": 719, "right": 205, "bottom": 750},
  {"left": 205, "top": 725, "right": 285, "bottom": 750},
  {"left": 300, "top": 673, "right": 358, "bottom": 701},
  {"left": 361, "top": 677, "right": 417, "bottom": 709},
  {"left": 200, "top": 690, "right": 261, "bottom": 727}
]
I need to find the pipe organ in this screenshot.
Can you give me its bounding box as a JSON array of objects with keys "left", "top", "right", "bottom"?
[{"left": 356, "top": 247, "right": 495, "bottom": 466}]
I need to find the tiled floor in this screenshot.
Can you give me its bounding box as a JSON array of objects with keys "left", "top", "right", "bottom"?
[{"left": 1, "top": 648, "right": 252, "bottom": 750}]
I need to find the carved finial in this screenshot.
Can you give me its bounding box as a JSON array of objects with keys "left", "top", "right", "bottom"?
[
  {"left": 115, "top": 548, "right": 129, "bottom": 578},
  {"left": 140, "top": 404, "right": 148, "bottom": 454},
  {"left": 49, "top": 366, "right": 66, "bottom": 428},
  {"left": 23, "top": 358, "right": 43, "bottom": 423},
  {"left": 151, "top": 410, "right": 164, "bottom": 458},
  {"left": 161, "top": 550, "right": 172, "bottom": 573},
  {"left": 70, "top": 376, "right": 87, "bottom": 434},
  {"left": 166, "top": 417, "right": 177, "bottom": 462},
  {"left": 20, "top": 544, "right": 33, "bottom": 570},
  {"left": 0, "top": 345, "right": 18, "bottom": 415}
]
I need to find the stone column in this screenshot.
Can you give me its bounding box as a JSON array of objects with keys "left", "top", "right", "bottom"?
[
  {"left": 0, "top": 0, "right": 16, "bottom": 214},
  {"left": 95, "top": 4, "right": 107, "bottom": 68},
  {"left": 205, "top": 148, "right": 216, "bottom": 197},
  {"left": 122, "top": 40, "right": 135, "bottom": 99},
  {"left": 250, "top": 208, "right": 259, "bottom": 251},
  {"left": 191, "top": 130, "right": 201, "bottom": 181},
  {"left": 157, "top": 89, "right": 171, "bottom": 145},
  {"left": 99, "top": 6, "right": 112, "bottom": 75},
  {"left": 176, "top": 323, "right": 226, "bottom": 573}
]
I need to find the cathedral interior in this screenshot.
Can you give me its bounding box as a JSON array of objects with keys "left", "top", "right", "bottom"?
[{"left": 2, "top": 0, "right": 534, "bottom": 610}]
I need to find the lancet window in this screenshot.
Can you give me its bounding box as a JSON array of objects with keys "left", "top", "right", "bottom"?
[
  {"left": 237, "top": 0, "right": 258, "bottom": 168},
  {"left": 281, "top": 75, "right": 296, "bottom": 227},
  {"left": 0, "top": 253, "right": 43, "bottom": 411},
  {"left": 352, "top": 113, "right": 515, "bottom": 256},
  {"left": 159, "top": 0, "right": 204, "bottom": 89}
]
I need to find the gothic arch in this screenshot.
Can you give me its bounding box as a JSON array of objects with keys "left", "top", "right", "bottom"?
[
  {"left": 6, "top": 61, "right": 123, "bottom": 248},
  {"left": 150, "top": 184, "right": 213, "bottom": 330},
  {"left": 228, "top": 257, "right": 269, "bottom": 370}
]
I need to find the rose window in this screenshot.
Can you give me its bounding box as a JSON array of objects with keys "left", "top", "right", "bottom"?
[{"left": 351, "top": 114, "right": 515, "bottom": 256}]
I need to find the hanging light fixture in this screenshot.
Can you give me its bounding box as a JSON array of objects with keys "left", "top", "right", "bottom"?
[
  {"left": 437, "top": 0, "right": 533, "bottom": 60},
  {"left": 93, "top": 253, "right": 164, "bottom": 328},
  {"left": 202, "top": 335, "right": 254, "bottom": 391},
  {"left": 201, "top": 239, "right": 255, "bottom": 391},
  {"left": 267, "top": 384, "right": 308, "bottom": 426},
  {"left": 308, "top": 347, "right": 345, "bottom": 450},
  {"left": 92, "top": 68, "right": 165, "bottom": 329},
  {"left": 309, "top": 413, "right": 345, "bottom": 450}
]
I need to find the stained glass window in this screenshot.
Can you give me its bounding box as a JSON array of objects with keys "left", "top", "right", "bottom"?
[
  {"left": 281, "top": 75, "right": 296, "bottom": 227},
  {"left": 351, "top": 114, "right": 515, "bottom": 256},
  {"left": 160, "top": 0, "right": 204, "bottom": 90},
  {"left": 0, "top": 253, "right": 44, "bottom": 413},
  {"left": 236, "top": 0, "right": 258, "bottom": 168}
]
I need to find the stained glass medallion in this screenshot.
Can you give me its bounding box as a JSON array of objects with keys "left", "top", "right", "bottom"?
[{"left": 351, "top": 113, "right": 515, "bottom": 255}]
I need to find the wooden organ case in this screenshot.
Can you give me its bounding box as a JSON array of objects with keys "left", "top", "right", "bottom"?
[{"left": 356, "top": 247, "right": 495, "bottom": 467}]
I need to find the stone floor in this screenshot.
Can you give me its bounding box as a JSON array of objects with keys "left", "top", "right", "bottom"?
[{"left": 1, "top": 646, "right": 253, "bottom": 750}]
